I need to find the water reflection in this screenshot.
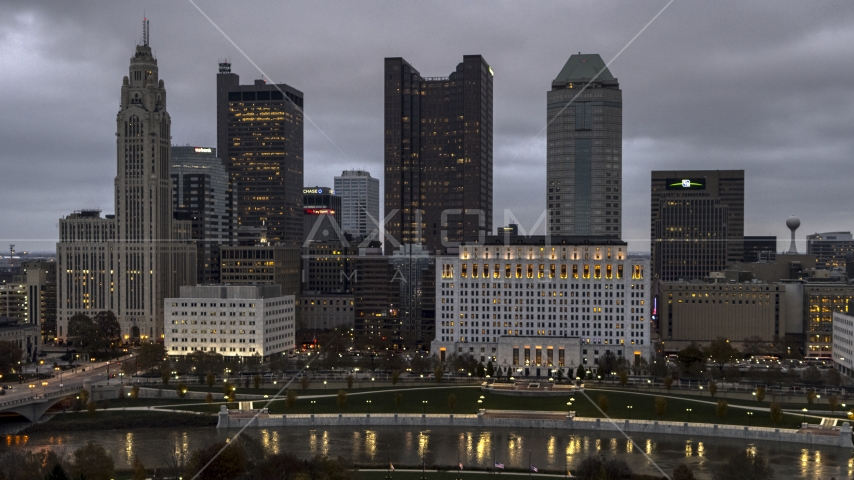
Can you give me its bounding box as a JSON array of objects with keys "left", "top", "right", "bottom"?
[{"left": 4, "top": 426, "right": 851, "bottom": 479}]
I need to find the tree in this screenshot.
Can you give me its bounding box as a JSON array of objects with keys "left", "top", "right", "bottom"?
[
  {"left": 300, "top": 375, "right": 311, "bottom": 390},
  {"left": 664, "top": 376, "right": 674, "bottom": 392},
  {"left": 673, "top": 464, "right": 697, "bottom": 480},
  {"left": 391, "top": 370, "right": 400, "bottom": 386},
  {"left": 486, "top": 360, "right": 495, "bottom": 377},
  {"left": 597, "top": 394, "right": 610, "bottom": 414},
  {"left": 712, "top": 451, "right": 774, "bottom": 480},
  {"left": 346, "top": 374, "right": 354, "bottom": 390},
  {"left": 131, "top": 385, "right": 140, "bottom": 399},
  {"left": 160, "top": 360, "right": 171, "bottom": 385},
  {"left": 136, "top": 343, "right": 167, "bottom": 372},
  {"left": 677, "top": 343, "right": 706, "bottom": 372},
  {"left": 121, "top": 359, "right": 137, "bottom": 377},
  {"left": 132, "top": 456, "right": 147, "bottom": 480},
  {"left": 555, "top": 368, "right": 564, "bottom": 383},
  {"left": 176, "top": 382, "right": 187, "bottom": 399},
  {"left": 70, "top": 441, "right": 115, "bottom": 480},
  {"left": 575, "top": 364, "right": 586, "bottom": 380},
  {"left": 755, "top": 385, "right": 766, "bottom": 403},
  {"left": 394, "top": 393, "right": 403, "bottom": 411},
  {"left": 807, "top": 389, "right": 817, "bottom": 405},
  {"left": 654, "top": 396, "right": 667, "bottom": 418},
  {"left": 448, "top": 393, "right": 457, "bottom": 412},
  {"left": 802, "top": 365, "right": 822, "bottom": 385},
  {"left": 205, "top": 392, "right": 213, "bottom": 404},
  {"left": 0, "top": 340, "right": 23, "bottom": 374},
  {"left": 87, "top": 401, "right": 97, "bottom": 416},
  {"left": 433, "top": 365, "right": 444, "bottom": 383},
  {"left": 709, "top": 381, "right": 718, "bottom": 397},
  {"left": 409, "top": 353, "right": 432, "bottom": 374},
  {"left": 285, "top": 389, "right": 297, "bottom": 408},
  {"left": 337, "top": 390, "right": 348, "bottom": 410},
  {"left": 825, "top": 367, "right": 842, "bottom": 386},
  {"left": 93, "top": 310, "right": 121, "bottom": 355},
  {"left": 618, "top": 370, "right": 628, "bottom": 386},
  {"left": 741, "top": 336, "right": 767, "bottom": 358},
  {"left": 769, "top": 402, "right": 783, "bottom": 426},
  {"left": 574, "top": 455, "right": 632, "bottom": 480},
  {"left": 187, "top": 440, "right": 247, "bottom": 480},
  {"left": 253, "top": 374, "right": 262, "bottom": 389},
  {"left": 829, "top": 393, "right": 839, "bottom": 413},
  {"left": 704, "top": 338, "right": 740, "bottom": 372},
  {"left": 723, "top": 365, "right": 741, "bottom": 382},
  {"left": 45, "top": 464, "right": 71, "bottom": 480},
  {"left": 206, "top": 372, "right": 216, "bottom": 387},
  {"left": 598, "top": 351, "right": 619, "bottom": 376},
  {"left": 716, "top": 399, "right": 728, "bottom": 419}
]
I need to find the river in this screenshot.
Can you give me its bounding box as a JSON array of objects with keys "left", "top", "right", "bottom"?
[{"left": 3, "top": 425, "right": 852, "bottom": 479}]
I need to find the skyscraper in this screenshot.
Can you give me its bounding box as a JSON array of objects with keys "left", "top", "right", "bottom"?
[
  {"left": 334, "top": 170, "right": 379, "bottom": 240},
  {"left": 57, "top": 22, "right": 196, "bottom": 343},
  {"left": 302, "top": 186, "right": 342, "bottom": 244},
  {"left": 650, "top": 170, "right": 745, "bottom": 281},
  {"left": 216, "top": 64, "right": 304, "bottom": 245},
  {"left": 807, "top": 232, "right": 854, "bottom": 270},
  {"left": 547, "top": 54, "right": 622, "bottom": 237},
  {"left": 384, "top": 56, "right": 493, "bottom": 253},
  {"left": 170, "top": 145, "right": 237, "bottom": 284}
]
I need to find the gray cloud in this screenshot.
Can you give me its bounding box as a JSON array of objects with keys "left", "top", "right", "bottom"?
[{"left": 1, "top": 1, "right": 852, "bottom": 253}]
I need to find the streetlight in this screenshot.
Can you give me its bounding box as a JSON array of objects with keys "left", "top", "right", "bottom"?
[
  {"left": 366, "top": 399, "right": 372, "bottom": 414},
  {"left": 747, "top": 411, "right": 753, "bottom": 427},
  {"left": 802, "top": 408, "right": 808, "bottom": 424},
  {"left": 311, "top": 400, "right": 316, "bottom": 415},
  {"left": 420, "top": 374, "right": 423, "bottom": 387},
  {"left": 422, "top": 400, "right": 428, "bottom": 414},
  {"left": 324, "top": 380, "right": 327, "bottom": 391},
  {"left": 686, "top": 408, "right": 692, "bottom": 422},
  {"left": 627, "top": 405, "right": 633, "bottom": 420}
]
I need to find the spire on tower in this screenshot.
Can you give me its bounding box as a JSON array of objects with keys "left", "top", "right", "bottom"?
[{"left": 143, "top": 17, "right": 149, "bottom": 47}]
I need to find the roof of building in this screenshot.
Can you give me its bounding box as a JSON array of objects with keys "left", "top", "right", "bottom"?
[
  {"left": 554, "top": 54, "right": 614, "bottom": 83},
  {"left": 463, "top": 235, "right": 627, "bottom": 247}
]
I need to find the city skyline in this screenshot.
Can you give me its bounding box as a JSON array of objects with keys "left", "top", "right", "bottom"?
[{"left": 2, "top": 2, "right": 853, "bottom": 253}]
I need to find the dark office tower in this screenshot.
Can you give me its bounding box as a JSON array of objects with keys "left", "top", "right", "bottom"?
[
  {"left": 170, "top": 145, "right": 237, "bottom": 283},
  {"left": 743, "top": 236, "right": 778, "bottom": 263},
  {"left": 384, "top": 56, "right": 493, "bottom": 254},
  {"left": 302, "top": 186, "right": 342, "bottom": 244},
  {"left": 807, "top": 232, "right": 854, "bottom": 269},
  {"left": 216, "top": 63, "right": 304, "bottom": 245},
  {"left": 651, "top": 170, "right": 745, "bottom": 281},
  {"left": 547, "top": 54, "right": 622, "bottom": 236}
]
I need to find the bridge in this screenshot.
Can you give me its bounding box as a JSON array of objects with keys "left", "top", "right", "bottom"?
[{"left": 0, "top": 387, "right": 80, "bottom": 421}]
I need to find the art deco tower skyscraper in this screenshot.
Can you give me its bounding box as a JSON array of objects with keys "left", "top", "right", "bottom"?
[
  {"left": 57, "top": 21, "right": 195, "bottom": 343},
  {"left": 547, "top": 54, "right": 622, "bottom": 237}
]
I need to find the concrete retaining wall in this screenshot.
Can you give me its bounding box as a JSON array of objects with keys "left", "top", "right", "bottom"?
[
  {"left": 216, "top": 408, "right": 853, "bottom": 449},
  {"left": 136, "top": 387, "right": 264, "bottom": 401}
]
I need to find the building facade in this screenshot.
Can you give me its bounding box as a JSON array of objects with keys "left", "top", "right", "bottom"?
[
  {"left": 547, "top": 54, "right": 623, "bottom": 237},
  {"left": 165, "top": 285, "right": 295, "bottom": 359},
  {"left": 302, "top": 186, "right": 342, "bottom": 245},
  {"left": 390, "top": 244, "right": 436, "bottom": 350},
  {"left": 651, "top": 170, "right": 745, "bottom": 282},
  {"left": 23, "top": 261, "right": 56, "bottom": 342},
  {"left": 743, "top": 236, "right": 777, "bottom": 263},
  {"left": 384, "top": 56, "right": 493, "bottom": 253},
  {"left": 430, "top": 236, "right": 650, "bottom": 377},
  {"left": 334, "top": 170, "right": 380, "bottom": 240},
  {"left": 216, "top": 64, "right": 304, "bottom": 246},
  {"left": 219, "top": 245, "right": 300, "bottom": 299},
  {"left": 299, "top": 294, "right": 354, "bottom": 331},
  {"left": 807, "top": 232, "right": 854, "bottom": 270},
  {"left": 832, "top": 312, "right": 854, "bottom": 377},
  {"left": 56, "top": 27, "right": 196, "bottom": 343},
  {"left": 0, "top": 317, "right": 39, "bottom": 363},
  {"left": 171, "top": 145, "right": 236, "bottom": 284},
  {"left": 353, "top": 248, "right": 401, "bottom": 347}
]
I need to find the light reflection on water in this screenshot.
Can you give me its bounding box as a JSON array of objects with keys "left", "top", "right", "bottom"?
[{"left": 4, "top": 426, "right": 852, "bottom": 479}]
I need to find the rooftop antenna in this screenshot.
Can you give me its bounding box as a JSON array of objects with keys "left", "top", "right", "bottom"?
[{"left": 143, "top": 15, "right": 149, "bottom": 47}]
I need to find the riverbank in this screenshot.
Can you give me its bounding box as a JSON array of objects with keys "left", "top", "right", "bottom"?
[{"left": 21, "top": 411, "right": 216, "bottom": 434}]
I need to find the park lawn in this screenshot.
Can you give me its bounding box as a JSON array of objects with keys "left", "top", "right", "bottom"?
[
  {"left": 175, "top": 381, "right": 461, "bottom": 396},
  {"left": 354, "top": 470, "right": 665, "bottom": 480},
  {"left": 590, "top": 386, "right": 852, "bottom": 418}
]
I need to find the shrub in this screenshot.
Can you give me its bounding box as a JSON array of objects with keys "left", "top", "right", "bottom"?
[{"left": 654, "top": 396, "right": 667, "bottom": 417}]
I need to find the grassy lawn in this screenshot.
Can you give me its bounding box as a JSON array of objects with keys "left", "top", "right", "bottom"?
[
  {"left": 354, "top": 470, "right": 664, "bottom": 480},
  {"left": 23, "top": 410, "right": 216, "bottom": 433},
  {"left": 171, "top": 382, "right": 462, "bottom": 396}
]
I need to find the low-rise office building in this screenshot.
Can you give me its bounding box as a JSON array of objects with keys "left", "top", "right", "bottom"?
[
  {"left": 299, "top": 294, "right": 354, "bottom": 330},
  {"left": 832, "top": 312, "right": 854, "bottom": 378},
  {"left": 0, "top": 316, "right": 39, "bottom": 362},
  {"left": 430, "top": 236, "right": 650, "bottom": 378},
  {"left": 165, "top": 285, "right": 295, "bottom": 360}
]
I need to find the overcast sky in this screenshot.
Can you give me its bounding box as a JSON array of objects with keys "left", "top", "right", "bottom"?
[{"left": 1, "top": 1, "right": 852, "bottom": 254}]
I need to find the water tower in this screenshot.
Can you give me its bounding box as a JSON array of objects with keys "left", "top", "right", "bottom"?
[{"left": 786, "top": 216, "right": 800, "bottom": 254}]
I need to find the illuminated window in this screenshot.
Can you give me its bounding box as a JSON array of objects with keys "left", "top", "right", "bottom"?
[
  {"left": 573, "top": 264, "right": 579, "bottom": 279},
  {"left": 583, "top": 264, "right": 590, "bottom": 279},
  {"left": 560, "top": 264, "right": 568, "bottom": 279},
  {"left": 606, "top": 265, "right": 612, "bottom": 279},
  {"left": 594, "top": 265, "right": 601, "bottom": 280}
]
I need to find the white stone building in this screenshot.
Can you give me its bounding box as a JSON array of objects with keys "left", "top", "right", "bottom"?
[
  {"left": 334, "top": 170, "right": 380, "bottom": 239},
  {"left": 832, "top": 312, "right": 854, "bottom": 378},
  {"left": 431, "top": 236, "right": 650, "bottom": 378},
  {"left": 165, "top": 285, "right": 295, "bottom": 360}
]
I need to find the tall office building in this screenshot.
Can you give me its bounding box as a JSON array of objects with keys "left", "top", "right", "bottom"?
[
  {"left": 547, "top": 54, "right": 622, "bottom": 237},
  {"left": 334, "top": 170, "right": 379, "bottom": 240},
  {"left": 171, "top": 145, "right": 237, "bottom": 284},
  {"left": 807, "top": 232, "right": 854, "bottom": 270},
  {"left": 302, "top": 186, "right": 342, "bottom": 244},
  {"left": 384, "top": 56, "right": 493, "bottom": 253},
  {"left": 650, "top": 170, "right": 744, "bottom": 282},
  {"left": 23, "top": 261, "right": 56, "bottom": 342},
  {"left": 743, "top": 236, "right": 777, "bottom": 263},
  {"left": 57, "top": 22, "right": 196, "bottom": 343},
  {"left": 217, "top": 64, "right": 304, "bottom": 245}
]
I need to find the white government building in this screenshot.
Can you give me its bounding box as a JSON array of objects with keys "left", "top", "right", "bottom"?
[
  {"left": 165, "top": 285, "right": 295, "bottom": 360},
  {"left": 430, "top": 236, "right": 650, "bottom": 378}
]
